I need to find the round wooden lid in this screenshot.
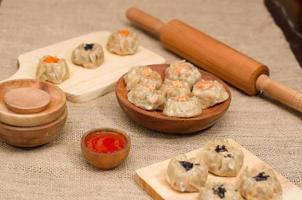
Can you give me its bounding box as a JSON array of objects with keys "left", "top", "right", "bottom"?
[{"left": 4, "top": 88, "right": 50, "bottom": 114}]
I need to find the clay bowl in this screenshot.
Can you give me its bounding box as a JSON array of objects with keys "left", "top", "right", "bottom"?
[
  {"left": 81, "top": 128, "right": 131, "bottom": 170},
  {"left": 0, "top": 79, "right": 66, "bottom": 127},
  {"left": 115, "top": 64, "right": 231, "bottom": 134},
  {"left": 0, "top": 107, "right": 67, "bottom": 147}
]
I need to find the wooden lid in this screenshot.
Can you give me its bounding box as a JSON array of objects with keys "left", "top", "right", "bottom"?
[
  {"left": 4, "top": 88, "right": 50, "bottom": 114},
  {"left": 0, "top": 79, "right": 66, "bottom": 127}
]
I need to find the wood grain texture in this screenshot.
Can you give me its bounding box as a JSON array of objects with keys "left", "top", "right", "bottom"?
[
  {"left": 0, "top": 107, "right": 67, "bottom": 147},
  {"left": 1, "top": 31, "right": 165, "bottom": 103},
  {"left": 115, "top": 64, "right": 231, "bottom": 134},
  {"left": 135, "top": 139, "right": 302, "bottom": 200},
  {"left": 0, "top": 79, "right": 66, "bottom": 127}
]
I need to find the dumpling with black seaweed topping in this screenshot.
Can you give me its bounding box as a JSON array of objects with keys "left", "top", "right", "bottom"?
[
  {"left": 166, "top": 154, "right": 208, "bottom": 192},
  {"left": 239, "top": 166, "right": 282, "bottom": 200},
  {"left": 72, "top": 43, "right": 104, "bottom": 69},
  {"left": 198, "top": 139, "right": 244, "bottom": 177},
  {"left": 199, "top": 182, "right": 243, "bottom": 200}
]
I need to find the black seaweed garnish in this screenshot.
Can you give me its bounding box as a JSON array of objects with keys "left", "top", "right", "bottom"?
[
  {"left": 224, "top": 153, "right": 233, "bottom": 158},
  {"left": 253, "top": 172, "right": 270, "bottom": 182},
  {"left": 179, "top": 161, "right": 194, "bottom": 171},
  {"left": 215, "top": 145, "right": 228, "bottom": 153},
  {"left": 84, "top": 43, "right": 94, "bottom": 51},
  {"left": 212, "top": 184, "right": 226, "bottom": 199}
]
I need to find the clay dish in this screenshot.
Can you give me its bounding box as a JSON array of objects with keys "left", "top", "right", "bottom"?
[
  {"left": 0, "top": 106, "right": 67, "bottom": 147},
  {"left": 115, "top": 64, "right": 231, "bottom": 134},
  {"left": 81, "top": 128, "right": 131, "bottom": 170},
  {"left": 0, "top": 79, "right": 66, "bottom": 127}
]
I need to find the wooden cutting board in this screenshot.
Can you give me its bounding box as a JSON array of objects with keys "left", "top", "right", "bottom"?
[
  {"left": 2, "top": 31, "right": 165, "bottom": 103},
  {"left": 135, "top": 139, "right": 302, "bottom": 200}
]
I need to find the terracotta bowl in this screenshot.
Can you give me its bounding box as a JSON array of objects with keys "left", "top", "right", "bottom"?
[
  {"left": 115, "top": 64, "right": 231, "bottom": 134},
  {"left": 81, "top": 128, "right": 131, "bottom": 170},
  {"left": 0, "top": 79, "right": 66, "bottom": 127},
  {"left": 0, "top": 107, "right": 67, "bottom": 147}
]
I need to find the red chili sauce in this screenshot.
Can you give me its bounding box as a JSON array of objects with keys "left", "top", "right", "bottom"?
[{"left": 85, "top": 131, "right": 126, "bottom": 153}]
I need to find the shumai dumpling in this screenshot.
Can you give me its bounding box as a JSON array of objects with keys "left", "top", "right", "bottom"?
[
  {"left": 161, "top": 79, "right": 191, "bottom": 99},
  {"left": 165, "top": 60, "right": 201, "bottom": 87},
  {"left": 199, "top": 182, "right": 243, "bottom": 200},
  {"left": 127, "top": 84, "right": 165, "bottom": 110},
  {"left": 193, "top": 80, "right": 229, "bottom": 109},
  {"left": 239, "top": 167, "right": 282, "bottom": 200},
  {"left": 36, "top": 56, "right": 70, "bottom": 84},
  {"left": 124, "top": 66, "right": 162, "bottom": 91},
  {"left": 72, "top": 43, "right": 104, "bottom": 68},
  {"left": 107, "top": 29, "right": 139, "bottom": 55},
  {"left": 163, "top": 96, "right": 202, "bottom": 117},
  {"left": 199, "top": 140, "right": 244, "bottom": 177},
  {"left": 166, "top": 155, "right": 208, "bottom": 192}
]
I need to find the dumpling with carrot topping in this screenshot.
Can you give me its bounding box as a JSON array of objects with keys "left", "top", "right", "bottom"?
[
  {"left": 166, "top": 154, "right": 208, "bottom": 192},
  {"left": 165, "top": 60, "right": 201, "bottom": 87},
  {"left": 239, "top": 166, "right": 282, "bottom": 200},
  {"left": 161, "top": 79, "right": 191, "bottom": 99},
  {"left": 127, "top": 84, "right": 165, "bottom": 110},
  {"left": 107, "top": 29, "right": 139, "bottom": 55},
  {"left": 163, "top": 96, "right": 202, "bottom": 117},
  {"left": 199, "top": 182, "right": 243, "bottom": 200},
  {"left": 72, "top": 43, "right": 104, "bottom": 68},
  {"left": 36, "top": 55, "right": 70, "bottom": 84},
  {"left": 198, "top": 139, "right": 244, "bottom": 177},
  {"left": 124, "top": 66, "right": 162, "bottom": 91},
  {"left": 193, "top": 79, "right": 229, "bottom": 109}
]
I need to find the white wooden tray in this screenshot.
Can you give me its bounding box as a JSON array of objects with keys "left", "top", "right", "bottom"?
[
  {"left": 135, "top": 139, "right": 302, "bottom": 200},
  {"left": 2, "top": 31, "right": 165, "bottom": 102}
]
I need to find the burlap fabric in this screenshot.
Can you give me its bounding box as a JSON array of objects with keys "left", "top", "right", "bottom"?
[{"left": 0, "top": 0, "right": 301, "bottom": 199}]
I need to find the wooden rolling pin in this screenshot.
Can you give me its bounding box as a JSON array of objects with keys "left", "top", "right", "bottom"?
[{"left": 126, "top": 7, "right": 302, "bottom": 113}]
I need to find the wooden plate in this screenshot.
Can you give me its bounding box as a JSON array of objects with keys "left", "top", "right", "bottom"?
[
  {"left": 134, "top": 139, "right": 302, "bottom": 200},
  {"left": 0, "top": 107, "right": 67, "bottom": 147},
  {"left": 0, "top": 79, "right": 66, "bottom": 127},
  {"left": 115, "top": 64, "right": 231, "bottom": 134}
]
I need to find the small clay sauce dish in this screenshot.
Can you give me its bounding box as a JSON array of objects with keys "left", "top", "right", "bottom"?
[
  {"left": 115, "top": 64, "right": 232, "bottom": 134},
  {"left": 81, "top": 128, "right": 131, "bottom": 170}
]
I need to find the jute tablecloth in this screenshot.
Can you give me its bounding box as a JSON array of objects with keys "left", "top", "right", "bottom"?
[{"left": 0, "top": 0, "right": 301, "bottom": 199}]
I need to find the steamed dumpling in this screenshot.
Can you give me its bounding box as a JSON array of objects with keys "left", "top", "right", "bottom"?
[
  {"left": 107, "top": 29, "right": 139, "bottom": 55},
  {"left": 127, "top": 84, "right": 165, "bottom": 110},
  {"left": 198, "top": 139, "right": 244, "bottom": 177},
  {"left": 161, "top": 79, "right": 191, "bottom": 99},
  {"left": 166, "top": 154, "right": 208, "bottom": 192},
  {"left": 36, "top": 56, "right": 70, "bottom": 84},
  {"left": 165, "top": 60, "right": 201, "bottom": 87},
  {"left": 72, "top": 43, "right": 104, "bottom": 68},
  {"left": 199, "top": 182, "right": 243, "bottom": 200},
  {"left": 163, "top": 96, "right": 202, "bottom": 117},
  {"left": 193, "top": 80, "right": 229, "bottom": 108},
  {"left": 239, "top": 166, "right": 282, "bottom": 200},
  {"left": 124, "top": 66, "right": 162, "bottom": 91}
]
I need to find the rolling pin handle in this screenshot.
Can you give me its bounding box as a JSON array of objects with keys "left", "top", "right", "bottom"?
[
  {"left": 126, "top": 7, "right": 164, "bottom": 37},
  {"left": 256, "top": 74, "right": 302, "bottom": 112}
]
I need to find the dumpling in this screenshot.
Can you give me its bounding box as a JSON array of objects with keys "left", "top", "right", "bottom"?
[
  {"left": 239, "top": 166, "right": 282, "bottom": 200},
  {"left": 124, "top": 66, "right": 162, "bottom": 91},
  {"left": 163, "top": 96, "right": 202, "bottom": 117},
  {"left": 166, "top": 154, "right": 208, "bottom": 192},
  {"left": 107, "top": 29, "right": 139, "bottom": 55},
  {"left": 193, "top": 80, "right": 229, "bottom": 108},
  {"left": 199, "top": 182, "right": 243, "bottom": 200},
  {"left": 127, "top": 84, "right": 165, "bottom": 110},
  {"left": 165, "top": 60, "right": 201, "bottom": 87},
  {"left": 72, "top": 43, "right": 104, "bottom": 68},
  {"left": 36, "top": 55, "right": 70, "bottom": 84},
  {"left": 161, "top": 79, "right": 191, "bottom": 98},
  {"left": 199, "top": 139, "right": 244, "bottom": 177}
]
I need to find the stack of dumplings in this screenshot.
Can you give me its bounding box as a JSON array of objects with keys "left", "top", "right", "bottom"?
[
  {"left": 124, "top": 60, "right": 229, "bottom": 117},
  {"left": 165, "top": 139, "right": 283, "bottom": 200}
]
